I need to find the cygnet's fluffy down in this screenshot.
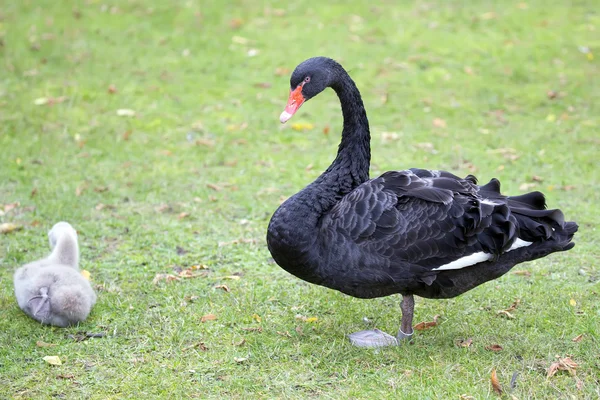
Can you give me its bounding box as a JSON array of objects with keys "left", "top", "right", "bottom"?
[{"left": 13, "top": 222, "right": 97, "bottom": 327}]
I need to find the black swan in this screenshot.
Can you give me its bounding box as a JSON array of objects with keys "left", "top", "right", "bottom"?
[
  {"left": 14, "top": 222, "right": 97, "bottom": 327},
  {"left": 267, "top": 56, "right": 578, "bottom": 347}
]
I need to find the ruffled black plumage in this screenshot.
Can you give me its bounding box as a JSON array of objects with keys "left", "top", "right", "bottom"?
[{"left": 267, "top": 56, "right": 577, "bottom": 306}]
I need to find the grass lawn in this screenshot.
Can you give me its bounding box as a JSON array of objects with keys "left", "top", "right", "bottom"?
[{"left": 1, "top": 0, "right": 599, "bottom": 398}]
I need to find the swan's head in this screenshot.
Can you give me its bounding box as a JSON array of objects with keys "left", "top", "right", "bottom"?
[
  {"left": 48, "top": 221, "right": 77, "bottom": 249},
  {"left": 280, "top": 57, "right": 336, "bottom": 124}
]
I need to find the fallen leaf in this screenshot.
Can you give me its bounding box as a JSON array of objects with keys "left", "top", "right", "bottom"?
[
  {"left": 432, "top": 118, "right": 447, "bottom": 128},
  {"left": 218, "top": 238, "right": 258, "bottom": 247},
  {"left": 253, "top": 82, "right": 272, "bottom": 88},
  {"left": 183, "top": 342, "right": 208, "bottom": 351},
  {"left": 152, "top": 273, "right": 181, "bottom": 284},
  {"left": 3, "top": 202, "right": 20, "bottom": 212},
  {"left": 519, "top": 182, "right": 537, "bottom": 191},
  {"left": 290, "top": 122, "right": 314, "bottom": 131},
  {"left": 214, "top": 284, "right": 230, "bottom": 292},
  {"left": 234, "top": 338, "right": 246, "bottom": 346},
  {"left": 0, "top": 223, "right": 22, "bottom": 234},
  {"left": 116, "top": 109, "right": 136, "bottom": 117},
  {"left": 547, "top": 357, "right": 579, "bottom": 378},
  {"left": 323, "top": 125, "right": 330, "bottom": 135},
  {"left": 274, "top": 67, "right": 290, "bottom": 76},
  {"left": 207, "top": 183, "right": 222, "bottom": 191},
  {"left": 491, "top": 368, "right": 503, "bottom": 395},
  {"left": 221, "top": 275, "right": 241, "bottom": 280},
  {"left": 201, "top": 314, "right": 217, "bottom": 323},
  {"left": 80, "top": 270, "right": 91, "bottom": 280},
  {"left": 43, "top": 356, "right": 62, "bottom": 366},
  {"left": 304, "top": 317, "right": 318, "bottom": 323},
  {"left": 178, "top": 212, "right": 190, "bottom": 220},
  {"left": 94, "top": 186, "right": 109, "bottom": 193},
  {"left": 108, "top": 84, "right": 117, "bottom": 94},
  {"left": 381, "top": 132, "right": 400, "bottom": 142},
  {"left": 572, "top": 334, "right": 584, "bottom": 343},
  {"left": 252, "top": 313, "right": 262, "bottom": 323},
  {"left": 505, "top": 299, "right": 521, "bottom": 312},
  {"left": 485, "top": 344, "right": 504, "bottom": 352},
  {"left": 30, "top": 187, "right": 38, "bottom": 198},
  {"left": 57, "top": 374, "right": 75, "bottom": 380},
  {"left": 241, "top": 327, "right": 262, "bottom": 332},
  {"left": 456, "top": 338, "right": 473, "bottom": 347},
  {"left": 229, "top": 19, "right": 244, "bottom": 30},
  {"left": 512, "top": 270, "right": 531, "bottom": 277},
  {"left": 497, "top": 310, "right": 515, "bottom": 319},
  {"left": 531, "top": 175, "right": 544, "bottom": 182},
  {"left": 122, "top": 130, "right": 133, "bottom": 140},
  {"left": 36, "top": 341, "right": 57, "bottom": 348},
  {"left": 414, "top": 315, "right": 440, "bottom": 330},
  {"left": 569, "top": 298, "right": 577, "bottom": 306},
  {"left": 195, "top": 138, "right": 215, "bottom": 147},
  {"left": 234, "top": 356, "right": 248, "bottom": 363},
  {"left": 277, "top": 331, "right": 292, "bottom": 338}
]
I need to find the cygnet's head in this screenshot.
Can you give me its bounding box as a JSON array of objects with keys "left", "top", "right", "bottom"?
[{"left": 48, "top": 222, "right": 78, "bottom": 249}]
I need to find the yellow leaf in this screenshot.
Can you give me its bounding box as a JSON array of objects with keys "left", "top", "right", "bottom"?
[
  {"left": 43, "top": 355, "right": 62, "bottom": 366},
  {"left": 290, "top": 123, "right": 314, "bottom": 131},
  {"left": 305, "top": 317, "right": 318, "bottom": 323},
  {"left": 0, "top": 223, "right": 22, "bottom": 234},
  {"left": 252, "top": 313, "right": 262, "bottom": 323},
  {"left": 569, "top": 298, "right": 577, "bottom": 306},
  {"left": 80, "top": 270, "right": 91, "bottom": 280},
  {"left": 36, "top": 341, "right": 57, "bottom": 348}
]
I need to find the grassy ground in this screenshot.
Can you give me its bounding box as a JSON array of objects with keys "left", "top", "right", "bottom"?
[{"left": 1, "top": 0, "right": 598, "bottom": 398}]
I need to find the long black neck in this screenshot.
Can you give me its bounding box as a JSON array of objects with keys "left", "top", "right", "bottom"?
[
  {"left": 305, "top": 66, "right": 371, "bottom": 211},
  {"left": 267, "top": 62, "right": 371, "bottom": 282}
]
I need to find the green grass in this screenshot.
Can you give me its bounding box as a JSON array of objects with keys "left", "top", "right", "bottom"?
[{"left": 1, "top": 0, "right": 599, "bottom": 398}]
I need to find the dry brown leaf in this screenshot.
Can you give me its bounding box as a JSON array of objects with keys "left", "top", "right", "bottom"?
[
  {"left": 485, "top": 344, "right": 504, "bottom": 352},
  {"left": 414, "top": 315, "right": 439, "bottom": 330},
  {"left": 571, "top": 334, "right": 584, "bottom": 343},
  {"left": 253, "top": 82, "right": 272, "bottom": 88},
  {"left": 195, "top": 138, "right": 215, "bottom": 147},
  {"left": 432, "top": 118, "right": 447, "bottom": 128},
  {"left": 218, "top": 238, "right": 258, "bottom": 247},
  {"left": 547, "top": 356, "right": 579, "bottom": 378},
  {"left": 36, "top": 341, "right": 57, "bottom": 348},
  {"left": 178, "top": 212, "right": 190, "bottom": 220},
  {"left": 505, "top": 299, "right": 521, "bottom": 312},
  {"left": 183, "top": 342, "right": 208, "bottom": 351},
  {"left": 122, "top": 130, "right": 133, "bottom": 140},
  {"left": 323, "top": 125, "right": 330, "bottom": 135},
  {"left": 214, "top": 284, "right": 230, "bottom": 292},
  {"left": 241, "top": 327, "right": 262, "bottom": 332},
  {"left": 152, "top": 273, "right": 181, "bottom": 284},
  {"left": 0, "top": 223, "right": 22, "bottom": 234},
  {"left": 512, "top": 270, "right": 531, "bottom": 277},
  {"left": 201, "top": 314, "right": 217, "bottom": 323},
  {"left": 497, "top": 310, "right": 515, "bottom": 319},
  {"left": 108, "top": 84, "right": 117, "bottom": 94},
  {"left": 491, "top": 368, "right": 503, "bottom": 395},
  {"left": 30, "top": 187, "right": 38, "bottom": 198},
  {"left": 456, "top": 338, "right": 473, "bottom": 347},
  {"left": 94, "top": 186, "right": 109, "bottom": 193},
  {"left": 277, "top": 331, "right": 292, "bottom": 338},
  {"left": 3, "top": 202, "right": 20, "bottom": 212},
  {"left": 531, "top": 175, "right": 544, "bottom": 182},
  {"left": 229, "top": 18, "right": 244, "bottom": 29},
  {"left": 207, "top": 183, "right": 223, "bottom": 191},
  {"left": 57, "top": 374, "right": 75, "bottom": 380}
]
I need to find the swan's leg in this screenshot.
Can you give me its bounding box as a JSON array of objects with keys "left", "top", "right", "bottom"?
[{"left": 397, "top": 294, "right": 414, "bottom": 341}]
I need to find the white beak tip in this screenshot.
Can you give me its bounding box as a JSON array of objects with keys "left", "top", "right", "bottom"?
[{"left": 280, "top": 111, "right": 292, "bottom": 124}]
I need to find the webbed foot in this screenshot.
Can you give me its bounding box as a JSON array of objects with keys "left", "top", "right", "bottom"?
[{"left": 348, "top": 329, "right": 399, "bottom": 348}]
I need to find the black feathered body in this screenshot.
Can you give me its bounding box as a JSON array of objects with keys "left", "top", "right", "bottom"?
[{"left": 267, "top": 56, "right": 577, "bottom": 302}]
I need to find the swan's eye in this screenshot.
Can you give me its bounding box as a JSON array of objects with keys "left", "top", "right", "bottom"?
[{"left": 304, "top": 76, "right": 311, "bottom": 83}]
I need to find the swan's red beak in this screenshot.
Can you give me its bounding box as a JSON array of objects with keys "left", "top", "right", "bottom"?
[{"left": 280, "top": 85, "right": 305, "bottom": 124}]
